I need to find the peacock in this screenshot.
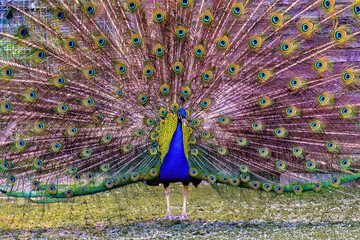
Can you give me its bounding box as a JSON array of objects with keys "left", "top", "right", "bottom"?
[{"left": 0, "top": 0, "right": 360, "bottom": 220}]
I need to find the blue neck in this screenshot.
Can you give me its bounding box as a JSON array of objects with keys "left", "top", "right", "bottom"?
[{"left": 158, "top": 120, "right": 191, "bottom": 183}]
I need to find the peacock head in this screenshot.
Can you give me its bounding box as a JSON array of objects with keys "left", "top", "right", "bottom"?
[{"left": 178, "top": 108, "right": 187, "bottom": 126}]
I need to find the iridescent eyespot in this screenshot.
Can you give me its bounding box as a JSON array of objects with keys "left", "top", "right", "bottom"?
[
  {"left": 14, "top": 140, "right": 26, "bottom": 151},
  {"left": 81, "top": 148, "right": 92, "bottom": 157},
  {"left": 200, "top": 11, "right": 213, "bottom": 24},
  {"left": 258, "top": 96, "right": 272, "bottom": 108},
  {"left": 127, "top": 0, "right": 139, "bottom": 11},
  {"left": 159, "top": 107, "right": 167, "bottom": 117},
  {"left": 217, "top": 147, "right": 228, "bottom": 155},
  {"left": 259, "top": 148, "right": 271, "bottom": 157},
  {"left": 342, "top": 70, "right": 356, "bottom": 85},
  {"left": 250, "top": 36, "right": 262, "bottom": 49},
  {"left": 50, "top": 142, "right": 61, "bottom": 152},
  {"left": 135, "top": 129, "right": 144, "bottom": 137},
  {"left": 82, "top": 97, "right": 94, "bottom": 108},
  {"left": 33, "top": 121, "right": 45, "bottom": 133},
  {"left": 116, "top": 62, "right": 127, "bottom": 75},
  {"left": 91, "top": 113, "right": 104, "bottom": 123},
  {"left": 95, "top": 36, "right": 107, "bottom": 48},
  {"left": 317, "top": 92, "right": 333, "bottom": 106},
  {"left": 314, "top": 59, "right": 328, "bottom": 72},
  {"left": 65, "top": 38, "right": 76, "bottom": 50},
  {"left": 306, "top": 161, "right": 317, "bottom": 171},
  {"left": 66, "top": 126, "right": 77, "bottom": 137},
  {"left": 331, "top": 177, "right": 341, "bottom": 186},
  {"left": 1, "top": 161, "right": 10, "bottom": 171},
  {"left": 300, "top": 20, "right": 314, "bottom": 36},
  {"left": 239, "top": 165, "right": 249, "bottom": 173},
  {"left": 191, "top": 149, "right": 199, "bottom": 155},
  {"left": 217, "top": 36, "right": 229, "bottom": 49},
  {"left": 237, "top": 137, "right": 248, "bottom": 146},
  {"left": 55, "top": 103, "right": 68, "bottom": 114},
  {"left": 229, "top": 178, "right": 239, "bottom": 186},
  {"left": 313, "top": 182, "right": 322, "bottom": 192},
  {"left": 84, "top": 3, "right": 95, "bottom": 15},
  {"left": 340, "top": 105, "right": 356, "bottom": 119},
  {"left": 280, "top": 40, "right": 295, "bottom": 56},
  {"left": 340, "top": 159, "right": 352, "bottom": 169},
  {"left": 178, "top": 0, "right": 193, "bottom": 8},
  {"left": 227, "top": 63, "right": 239, "bottom": 75},
  {"left": 194, "top": 45, "right": 205, "bottom": 57},
  {"left": 202, "top": 70, "right": 213, "bottom": 82},
  {"left": 202, "top": 130, "right": 210, "bottom": 139},
  {"left": 192, "top": 118, "right": 201, "bottom": 127},
  {"left": 122, "top": 144, "right": 132, "bottom": 153},
  {"left": 262, "top": 183, "right": 272, "bottom": 191},
  {"left": 322, "top": 0, "right": 335, "bottom": 10},
  {"left": 189, "top": 168, "right": 198, "bottom": 177},
  {"left": 274, "top": 127, "right": 287, "bottom": 138},
  {"left": 175, "top": 26, "right": 187, "bottom": 38},
  {"left": 293, "top": 185, "right": 303, "bottom": 194},
  {"left": 51, "top": 76, "right": 66, "bottom": 88},
  {"left": 285, "top": 106, "right": 300, "bottom": 118},
  {"left": 8, "top": 175, "right": 16, "bottom": 185},
  {"left": 172, "top": 62, "right": 184, "bottom": 73},
  {"left": 65, "top": 190, "right": 74, "bottom": 198},
  {"left": 310, "top": 120, "right": 324, "bottom": 131},
  {"left": 231, "top": 3, "right": 244, "bottom": 17},
  {"left": 326, "top": 141, "right": 338, "bottom": 152},
  {"left": 171, "top": 103, "right": 179, "bottom": 111},
  {"left": 149, "top": 148, "right": 158, "bottom": 155},
  {"left": 292, "top": 147, "right": 305, "bottom": 157},
  {"left": 218, "top": 115, "right": 230, "bottom": 125},
  {"left": 73, "top": 174, "right": 81, "bottom": 182},
  {"left": 86, "top": 172, "right": 94, "bottom": 181},
  {"left": 138, "top": 93, "right": 149, "bottom": 105},
  {"left": 1, "top": 66, "right": 13, "bottom": 79},
  {"left": 0, "top": 100, "right": 12, "bottom": 113},
  {"left": 252, "top": 121, "right": 263, "bottom": 131},
  {"left": 353, "top": 4, "right": 360, "bottom": 16},
  {"left": 131, "top": 33, "right": 142, "bottom": 46},
  {"left": 32, "top": 180, "right": 40, "bottom": 189},
  {"left": 34, "top": 50, "right": 45, "bottom": 61},
  {"left": 181, "top": 86, "right": 191, "bottom": 98},
  {"left": 84, "top": 67, "right": 96, "bottom": 79},
  {"left": 23, "top": 90, "right": 37, "bottom": 102},
  {"left": 143, "top": 65, "right": 154, "bottom": 78},
  {"left": 190, "top": 137, "right": 196, "bottom": 144},
  {"left": 68, "top": 166, "right": 77, "bottom": 174},
  {"left": 153, "top": 43, "right": 165, "bottom": 56},
  {"left": 101, "top": 135, "right": 112, "bottom": 144},
  {"left": 200, "top": 98, "right": 211, "bottom": 109},
  {"left": 257, "top": 69, "right": 272, "bottom": 83},
  {"left": 289, "top": 77, "right": 307, "bottom": 91},
  {"left": 276, "top": 161, "right": 287, "bottom": 171},
  {"left": 275, "top": 185, "right": 284, "bottom": 194},
  {"left": 271, "top": 12, "right": 283, "bottom": 26},
  {"left": 153, "top": 9, "right": 166, "bottom": 23},
  {"left": 251, "top": 181, "right": 260, "bottom": 190},
  {"left": 17, "top": 26, "right": 28, "bottom": 38},
  {"left": 105, "top": 179, "right": 114, "bottom": 188},
  {"left": 54, "top": 9, "right": 65, "bottom": 20}
]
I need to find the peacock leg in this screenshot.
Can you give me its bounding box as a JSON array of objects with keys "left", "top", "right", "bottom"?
[
  {"left": 179, "top": 184, "right": 189, "bottom": 220},
  {"left": 159, "top": 184, "right": 175, "bottom": 220}
]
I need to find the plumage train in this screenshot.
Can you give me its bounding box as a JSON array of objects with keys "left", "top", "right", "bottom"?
[{"left": 0, "top": 0, "right": 360, "bottom": 219}]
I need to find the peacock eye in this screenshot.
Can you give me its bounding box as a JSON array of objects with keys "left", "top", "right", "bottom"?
[
  {"left": 354, "top": 4, "right": 360, "bottom": 14},
  {"left": 302, "top": 23, "right": 309, "bottom": 32}
]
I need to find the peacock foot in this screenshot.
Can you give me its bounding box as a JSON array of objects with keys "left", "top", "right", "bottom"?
[
  {"left": 176, "top": 214, "right": 189, "bottom": 220},
  {"left": 158, "top": 214, "right": 176, "bottom": 220}
]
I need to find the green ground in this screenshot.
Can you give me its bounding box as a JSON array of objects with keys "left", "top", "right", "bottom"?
[{"left": 0, "top": 183, "right": 360, "bottom": 239}]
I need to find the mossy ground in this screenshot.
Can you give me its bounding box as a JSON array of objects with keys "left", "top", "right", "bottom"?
[{"left": 0, "top": 183, "right": 359, "bottom": 239}]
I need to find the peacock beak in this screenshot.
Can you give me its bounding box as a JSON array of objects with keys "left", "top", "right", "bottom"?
[{"left": 182, "top": 118, "right": 186, "bottom": 126}]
